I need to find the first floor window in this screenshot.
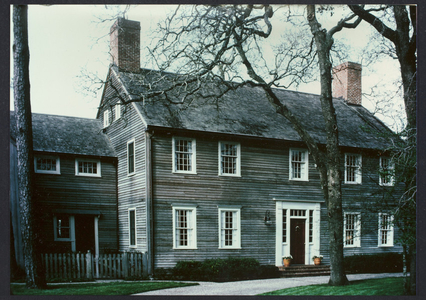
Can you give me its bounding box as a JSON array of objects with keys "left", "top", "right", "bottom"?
[
  {"left": 53, "top": 215, "right": 74, "bottom": 241},
  {"left": 218, "top": 208, "right": 241, "bottom": 249},
  {"left": 380, "top": 157, "right": 395, "bottom": 186},
  {"left": 129, "top": 209, "right": 136, "bottom": 247},
  {"left": 289, "top": 149, "right": 308, "bottom": 181},
  {"left": 75, "top": 159, "right": 101, "bottom": 177},
  {"left": 173, "top": 206, "right": 197, "bottom": 249},
  {"left": 344, "top": 212, "right": 361, "bottom": 247},
  {"left": 219, "top": 142, "right": 241, "bottom": 176},
  {"left": 173, "top": 137, "right": 196, "bottom": 173},
  {"left": 35, "top": 156, "right": 60, "bottom": 174},
  {"left": 127, "top": 140, "right": 135, "bottom": 175},
  {"left": 345, "top": 153, "right": 362, "bottom": 184},
  {"left": 378, "top": 213, "right": 394, "bottom": 247},
  {"left": 103, "top": 110, "right": 110, "bottom": 128}
]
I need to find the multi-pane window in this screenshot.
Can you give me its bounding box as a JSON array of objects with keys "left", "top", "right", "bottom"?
[
  {"left": 103, "top": 110, "right": 110, "bottom": 128},
  {"left": 75, "top": 159, "right": 101, "bottom": 177},
  {"left": 309, "top": 210, "right": 314, "bottom": 243},
  {"left": 380, "top": 157, "right": 395, "bottom": 186},
  {"left": 114, "top": 103, "right": 121, "bottom": 121},
  {"left": 344, "top": 213, "right": 361, "bottom": 247},
  {"left": 219, "top": 208, "right": 241, "bottom": 249},
  {"left": 345, "top": 154, "right": 362, "bottom": 184},
  {"left": 173, "top": 207, "right": 197, "bottom": 249},
  {"left": 35, "top": 156, "right": 60, "bottom": 174},
  {"left": 129, "top": 209, "right": 136, "bottom": 247},
  {"left": 282, "top": 209, "right": 287, "bottom": 243},
  {"left": 378, "top": 213, "right": 394, "bottom": 247},
  {"left": 127, "top": 140, "right": 135, "bottom": 175},
  {"left": 289, "top": 149, "right": 308, "bottom": 180},
  {"left": 219, "top": 142, "right": 241, "bottom": 176},
  {"left": 53, "top": 215, "right": 74, "bottom": 241},
  {"left": 173, "top": 137, "right": 196, "bottom": 173}
]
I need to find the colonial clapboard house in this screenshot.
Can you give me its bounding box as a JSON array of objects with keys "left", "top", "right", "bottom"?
[
  {"left": 95, "top": 18, "right": 403, "bottom": 274},
  {"left": 10, "top": 17, "right": 402, "bottom": 277},
  {"left": 10, "top": 113, "right": 119, "bottom": 272}
]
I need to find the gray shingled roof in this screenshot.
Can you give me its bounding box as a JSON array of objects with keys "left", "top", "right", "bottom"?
[
  {"left": 10, "top": 112, "right": 116, "bottom": 157},
  {"left": 112, "top": 67, "right": 394, "bottom": 150}
]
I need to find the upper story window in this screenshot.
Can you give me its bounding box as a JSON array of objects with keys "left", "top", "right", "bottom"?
[
  {"left": 218, "top": 207, "right": 241, "bottom": 249},
  {"left": 345, "top": 153, "right": 362, "bottom": 184},
  {"left": 379, "top": 157, "right": 395, "bottom": 186},
  {"left": 289, "top": 149, "right": 308, "bottom": 181},
  {"left": 344, "top": 212, "right": 361, "bottom": 247},
  {"left": 75, "top": 159, "right": 101, "bottom": 177},
  {"left": 127, "top": 140, "right": 135, "bottom": 175},
  {"left": 34, "top": 156, "right": 60, "bottom": 174},
  {"left": 378, "top": 213, "right": 394, "bottom": 247},
  {"left": 173, "top": 137, "right": 196, "bottom": 174},
  {"left": 219, "top": 141, "right": 241, "bottom": 176},
  {"left": 172, "top": 206, "right": 197, "bottom": 249},
  {"left": 103, "top": 110, "right": 110, "bottom": 128},
  {"left": 114, "top": 103, "right": 121, "bottom": 121}
]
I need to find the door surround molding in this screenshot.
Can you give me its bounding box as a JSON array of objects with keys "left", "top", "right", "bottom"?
[{"left": 275, "top": 201, "right": 321, "bottom": 266}]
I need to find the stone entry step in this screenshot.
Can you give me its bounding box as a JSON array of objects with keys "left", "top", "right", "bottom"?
[{"left": 278, "top": 265, "right": 331, "bottom": 278}]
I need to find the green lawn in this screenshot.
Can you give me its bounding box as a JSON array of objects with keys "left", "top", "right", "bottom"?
[
  {"left": 10, "top": 281, "right": 198, "bottom": 295},
  {"left": 261, "top": 277, "right": 404, "bottom": 296}
]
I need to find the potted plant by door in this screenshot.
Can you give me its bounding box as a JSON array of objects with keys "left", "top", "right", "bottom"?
[
  {"left": 282, "top": 255, "right": 293, "bottom": 267},
  {"left": 312, "top": 255, "right": 323, "bottom": 265}
]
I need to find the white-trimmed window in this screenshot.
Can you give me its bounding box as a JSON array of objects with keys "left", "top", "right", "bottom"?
[
  {"left": 127, "top": 140, "right": 135, "bottom": 175},
  {"left": 344, "top": 212, "right": 361, "bottom": 247},
  {"left": 34, "top": 156, "right": 60, "bottom": 174},
  {"left": 289, "top": 149, "right": 309, "bottom": 181},
  {"left": 75, "top": 159, "right": 101, "bottom": 177},
  {"left": 378, "top": 213, "right": 394, "bottom": 247},
  {"left": 53, "top": 215, "right": 75, "bottom": 242},
  {"left": 114, "top": 103, "right": 121, "bottom": 121},
  {"left": 379, "top": 157, "right": 395, "bottom": 186},
  {"left": 345, "top": 153, "right": 362, "bottom": 184},
  {"left": 173, "top": 206, "right": 197, "bottom": 249},
  {"left": 218, "top": 207, "right": 241, "bottom": 249},
  {"left": 219, "top": 142, "right": 241, "bottom": 176},
  {"left": 103, "top": 110, "right": 110, "bottom": 128},
  {"left": 129, "top": 209, "right": 137, "bottom": 247},
  {"left": 172, "top": 137, "right": 196, "bottom": 174}
]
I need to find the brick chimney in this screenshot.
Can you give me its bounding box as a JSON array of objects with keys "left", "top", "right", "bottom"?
[
  {"left": 332, "top": 62, "right": 362, "bottom": 105},
  {"left": 110, "top": 18, "right": 141, "bottom": 73}
]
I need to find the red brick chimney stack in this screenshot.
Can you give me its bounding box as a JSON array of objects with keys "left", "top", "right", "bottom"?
[
  {"left": 332, "top": 62, "right": 362, "bottom": 106},
  {"left": 110, "top": 18, "right": 141, "bottom": 73}
]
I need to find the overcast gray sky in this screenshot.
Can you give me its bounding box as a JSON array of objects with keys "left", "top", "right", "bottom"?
[{"left": 10, "top": 4, "right": 404, "bottom": 130}]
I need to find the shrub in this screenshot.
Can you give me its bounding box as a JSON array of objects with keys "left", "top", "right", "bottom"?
[
  {"left": 344, "top": 253, "right": 404, "bottom": 274},
  {"left": 170, "top": 257, "right": 276, "bottom": 282}
]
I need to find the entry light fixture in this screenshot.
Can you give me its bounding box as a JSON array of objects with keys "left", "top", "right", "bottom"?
[{"left": 264, "top": 210, "right": 272, "bottom": 225}]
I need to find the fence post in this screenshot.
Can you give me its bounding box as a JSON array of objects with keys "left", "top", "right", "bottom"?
[
  {"left": 142, "top": 252, "right": 148, "bottom": 278},
  {"left": 122, "top": 252, "right": 128, "bottom": 279},
  {"left": 86, "top": 250, "right": 93, "bottom": 280}
]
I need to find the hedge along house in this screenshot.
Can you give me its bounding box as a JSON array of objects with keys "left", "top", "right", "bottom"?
[
  {"left": 97, "top": 18, "right": 403, "bottom": 273},
  {"left": 10, "top": 112, "right": 118, "bottom": 271}
]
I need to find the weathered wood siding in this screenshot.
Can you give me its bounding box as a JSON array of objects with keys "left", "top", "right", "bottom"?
[
  {"left": 100, "top": 73, "right": 148, "bottom": 253},
  {"left": 151, "top": 132, "right": 403, "bottom": 268},
  {"left": 33, "top": 153, "right": 118, "bottom": 253}
]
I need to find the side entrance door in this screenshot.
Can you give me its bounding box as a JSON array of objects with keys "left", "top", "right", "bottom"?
[
  {"left": 75, "top": 215, "right": 95, "bottom": 254},
  {"left": 290, "top": 219, "right": 305, "bottom": 264}
]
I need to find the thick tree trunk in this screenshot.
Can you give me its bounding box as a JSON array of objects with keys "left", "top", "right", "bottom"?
[
  {"left": 13, "top": 5, "right": 46, "bottom": 289},
  {"left": 307, "top": 5, "right": 348, "bottom": 286}
]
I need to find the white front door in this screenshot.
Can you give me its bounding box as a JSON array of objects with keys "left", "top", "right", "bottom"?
[{"left": 275, "top": 201, "right": 321, "bottom": 266}]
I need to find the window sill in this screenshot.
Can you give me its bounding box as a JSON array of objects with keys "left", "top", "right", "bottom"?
[
  {"left": 219, "top": 247, "right": 242, "bottom": 250},
  {"left": 75, "top": 174, "right": 101, "bottom": 178},
  {"left": 173, "top": 171, "right": 197, "bottom": 175},
  {"left": 218, "top": 174, "right": 241, "bottom": 177},
  {"left": 344, "top": 181, "right": 362, "bottom": 185},
  {"left": 128, "top": 172, "right": 136, "bottom": 177},
  {"left": 289, "top": 178, "right": 309, "bottom": 182},
  {"left": 344, "top": 245, "right": 361, "bottom": 248},
  {"left": 173, "top": 247, "right": 198, "bottom": 250},
  {"left": 35, "top": 171, "right": 61, "bottom": 175},
  {"left": 378, "top": 245, "right": 394, "bottom": 247}
]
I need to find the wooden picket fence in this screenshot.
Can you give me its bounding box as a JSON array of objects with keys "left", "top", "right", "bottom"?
[{"left": 41, "top": 251, "right": 147, "bottom": 280}]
